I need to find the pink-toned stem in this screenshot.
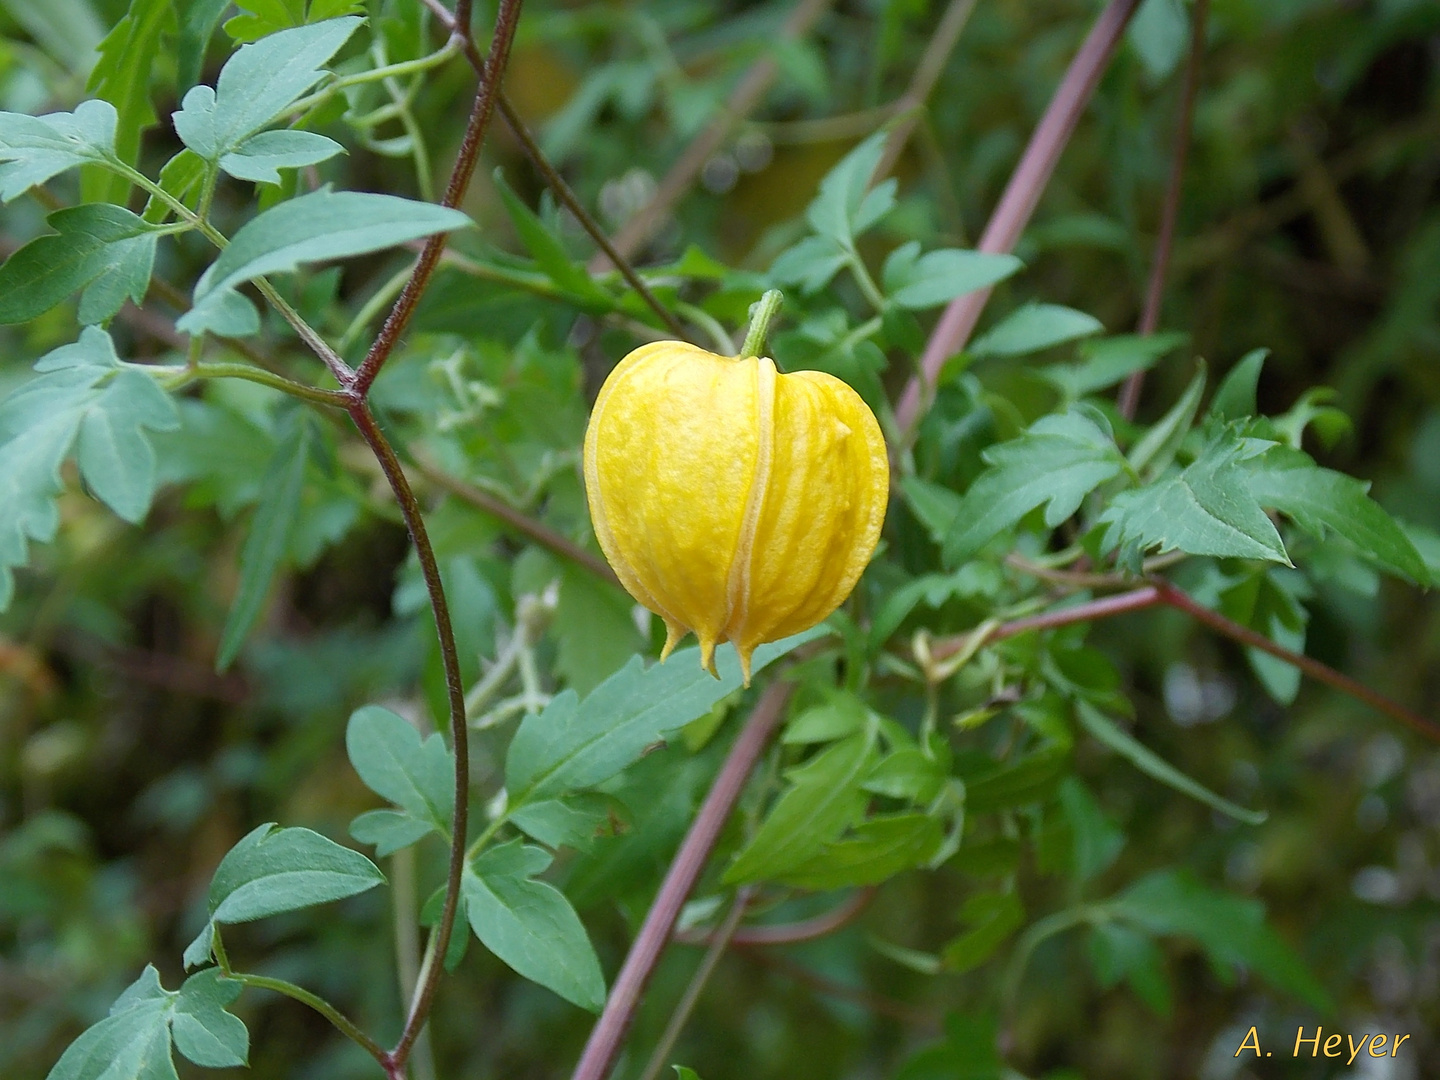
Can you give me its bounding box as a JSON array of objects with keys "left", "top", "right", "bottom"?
[
  {"left": 1118, "top": 0, "right": 1210, "bottom": 420},
  {"left": 894, "top": 0, "right": 1143, "bottom": 441},
  {"left": 569, "top": 680, "right": 796, "bottom": 1080},
  {"left": 674, "top": 887, "right": 876, "bottom": 947}
]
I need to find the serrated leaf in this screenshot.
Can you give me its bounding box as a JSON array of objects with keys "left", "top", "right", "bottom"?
[
  {"left": 941, "top": 891, "right": 1023, "bottom": 972},
  {"left": 773, "top": 813, "right": 943, "bottom": 890},
  {"left": 1208, "top": 348, "right": 1267, "bottom": 421},
  {"left": 505, "top": 629, "right": 822, "bottom": 806},
  {"left": 171, "top": 970, "right": 247, "bottom": 1068},
  {"left": 178, "top": 0, "right": 232, "bottom": 91},
  {"left": 86, "top": 0, "right": 174, "bottom": 203},
  {"left": 0, "top": 329, "right": 177, "bottom": 610},
  {"left": 723, "top": 728, "right": 878, "bottom": 885},
  {"left": 1244, "top": 446, "right": 1429, "bottom": 584},
  {"left": 804, "top": 131, "right": 891, "bottom": 245},
  {"left": 883, "top": 245, "right": 1022, "bottom": 311},
  {"left": 493, "top": 169, "right": 609, "bottom": 304},
  {"left": 1074, "top": 702, "right": 1266, "bottom": 825},
  {"left": 345, "top": 704, "right": 453, "bottom": 829},
  {"left": 0, "top": 100, "right": 118, "bottom": 202},
  {"left": 942, "top": 411, "right": 1126, "bottom": 565},
  {"left": 173, "top": 17, "right": 362, "bottom": 160},
  {"left": 1108, "top": 869, "right": 1329, "bottom": 1010},
  {"left": 0, "top": 203, "right": 158, "bottom": 325},
  {"left": 463, "top": 839, "right": 605, "bottom": 1011},
  {"left": 220, "top": 129, "right": 345, "bottom": 184},
  {"left": 216, "top": 421, "right": 308, "bottom": 670},
  {"left": 1100, "top": 435, "right": 1289, "bottom": 566},
  {"left": 1127, "top": 366, "right": 1204, "bottom": 477},
  {"left": 1039, "top": 332, "right": 1187, "bottom": 399},
  {"left": 178, "top": 188, "right": 471, "bottom": 336},
  {"left": 969, "top": 303, "right": 1104, "bottom": 358}
]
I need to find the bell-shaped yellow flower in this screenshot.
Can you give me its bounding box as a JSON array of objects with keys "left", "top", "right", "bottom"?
[{"left": 583, "top": 340, "right": 889, "bottom": 684}]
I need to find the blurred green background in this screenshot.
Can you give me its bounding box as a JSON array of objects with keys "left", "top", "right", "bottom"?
[{"left": 1, "top": 0, "right": 1438, "bottom": 1077}]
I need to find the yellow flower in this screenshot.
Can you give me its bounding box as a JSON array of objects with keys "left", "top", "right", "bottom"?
[{"left": 583, "top": 340, "right": 889, "bottom": 684}]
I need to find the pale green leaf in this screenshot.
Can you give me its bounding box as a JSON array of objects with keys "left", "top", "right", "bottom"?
[
  {"left": 883, "top": 244, "right": 1022, "bottom": 311},
  {"left": 0, "top": 100, "right": 118, "bottom": 201},
  {"left": 220, "top": 129, "right": 345, "bottom": 184},
  {"left": 969, "top": 303, "right": 1104, "bottom": 358},
  {"left": 345, "top": 704, "right": 453, "bottom": 829}
]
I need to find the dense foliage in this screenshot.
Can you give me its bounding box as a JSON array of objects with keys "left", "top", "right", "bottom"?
[{"left": 1, "top": 1, "right": 1438, "bottom": 1078}]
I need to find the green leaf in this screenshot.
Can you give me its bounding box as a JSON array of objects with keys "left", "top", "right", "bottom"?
[
  {"left": 770, "top": 234, "right": 849, "bottom": 293},
  {"left": 505, "top": 629, "right": 823, "bottom": 806},
  {"left": 804, "top": 131, "right": 894, "bottom": 245},
  {"left": 942, "top": 411, "right": 1126, "bottom": 565},
  {"left": 1038, "top": 332, "right": 1187, "bottom": 400},
  {"left": 173, "top": 17, "right": 363, "bottom": 160},
  {"left": 220, "top": 129, "right": 345, "bottom": 184},
  {"left": 178, "top": 188, "right": 472, "bottom": 336},
  {"left": 493, "top": 169, "right": 609, "bottom": 304},
  {"left": 143, "top": 150, "right": 207, "bottom": 223},
  {"left": 1208, "top": 348, "right": 1267, "bottom": 421},
  {"left": 216, "top": 421, "right": 308, "bottom": 670},
  {"left": 863, "top": 747, "right": 946, "bottom": 802},
  {"left": 1128, "top": 0, "right": 1189, "bottom": 80},
  {"left": 0, "top": 100, "right": 118, "bottom": 202},
  {"left": 900, "top": 476, "right": 966, "bottom": 546},
  {"left": 1074, "top": 702, "right": 1266, "bottom": 825},
  {"left": 184, "top": 822, "right": 384, "bottom": 967},
  {"left": 941, "top": 891, "right": 1024, "bottom": 972},
  {"left": 345, "top": 704, "right": 453, "bottom": 830},
  {"left": 1244, "top": 446, "right": 1429, "bottom": 584},
  {"left": 723, "top": 729, "right": 878, "bottom": 885},
  {"left": 463, "top": 839, "right": 606, "bottom": 1012},
  {"left": 178, "top": 0, "right": 232, "bottom": 91},
  {"left": 45, "top": 966, "right": 178, "bottom": 1080},
  {"left": 782, "top": 691, "right": 868, "bottom": 745},
  {"left": 883, "top": 244, "right": 1022, "bottom": 311},
  {"left": 772, "top": 813, "right": 943, "bottom": 890},
  {"left": 46, "top": 965, "right": 249, "bottom": 1080},
  {"left": 1057, "top": 777, "right": 1124, "bottom": 883},
  {"left": 348, "top": 809, "right": 435, "bottom": 857},
  {"left": 1108, "top": 869, "right": 1329, "bottom": 1010},
  {"left": 171, "top": 970, "right": 247, "bottom": 1068},
  {"left": 1127, "top": 366, "right": 1204, "bottom": 477},
  {"left": 1213, "top": 566, "right": 1311, "bottom": 705},
  {"left": 969, "top": 303, "right": 1104, "bottom": 358},
  {"left": 86, "top": 0, "right": 174, "bottom": 203},
  {"left": 0, "top": 329, "right": 178, "bottom": 610},
  {"left": 961, "top": 745, "right": 1070, "bottom": 813},
  {"left": 895, "top": 1014, "right": 1003, "bottom": 1080},
  {"left": 1100, "top": 434, "right": 1290, "bottom": 566},
  {"left": 0, "top": 203, "right": 158, "bottom": 325},
  {"left": 1088, "top": 923, "right": 1172, "bottom": 1015},
  {"left": 554, "top": 563, "right": 644, "bottom": 695},
  {"left": 6, "top": 0, "right": 105, "bottom": 75},
  {"left": 510, "top": 793, "right": 626, "bottom": 852},
  {"left": 673, "top": 1069, "right": 702, "bottom": 1080}
]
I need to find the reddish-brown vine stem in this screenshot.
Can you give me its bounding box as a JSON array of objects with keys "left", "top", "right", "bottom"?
[
  {"left": 569, "top": 680, "right": 796, "bottom": 1080},
  {"left": 893, "top": 0, "right": 1143, "bottom": 441},
  {"left": 1118, "top": 0, "right": 1211, "bottom": 420},
  {"left": 351, "top": 0, "right": 523, "bottom": 397}
]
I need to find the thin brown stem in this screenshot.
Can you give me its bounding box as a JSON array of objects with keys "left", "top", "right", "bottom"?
[
  {"left": 1150, "top": 579, "right": 1440, "bottom": 744},
  {"left": 636, "top": 888, "right": 755, "bottom": 1080},
  {"left": 894, "top": 0, "right": 1143, "bottom": 442},
  {"left": 347, "top": 402, "right": 470, "bottom": 1071},
  {"left": 675, "top": 887, "right": 875, "bottom": 947},
  {"left": 1118, "top": 0, "right": 1210, "bottom": 421},
  {"left": 592, "top": 0, "right": 837, "bottom": 270},
  {"left": 873, "top": 0, "right": 979, "bottom": 180},
  {"left": 351, "top": 0, "right": 524, "bottom": 397},
  {"left": 412, "top": 455, "right": 620, "bottom": 586},
  {"left": 570, "top": 681, "right": 796, "bottom": 1080}
]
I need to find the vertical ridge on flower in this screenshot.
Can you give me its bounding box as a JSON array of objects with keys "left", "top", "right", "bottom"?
[{"left": 584, "top": 338, "right": 888, "bottom": 685}]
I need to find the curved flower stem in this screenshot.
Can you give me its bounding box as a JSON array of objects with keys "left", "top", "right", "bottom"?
[
  {"left": 570, "top": 680, "right": 796, "bottom": 1080},
  {"left": 156, "top": 361, "right": 353, "bottom": 408},
  {"left": 1117, "top": 0, "right": 1211, "bottom": 420},
  {"left": 893, "top": 0, "right": 1144, "bottom": 443},
  {"left": 231, "top": 972, "right": 391, "bottom": 1064},
  {"left": 739, "top": 290, "right": 784, "bottom": 359},
  {"left": 351, "top": 0, "right": 524, "bottom": 397}
]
